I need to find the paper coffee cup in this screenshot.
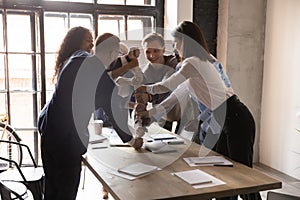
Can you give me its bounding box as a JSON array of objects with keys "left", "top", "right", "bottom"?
[{"left": 90, "top": 120, "right": 103, "bottom": 135}]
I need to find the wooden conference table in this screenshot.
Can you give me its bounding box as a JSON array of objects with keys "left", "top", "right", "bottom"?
[{"left": 83, "top": 123, "right": 281, "bottom": 200}]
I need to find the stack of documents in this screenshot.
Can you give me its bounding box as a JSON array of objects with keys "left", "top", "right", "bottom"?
[
  {"left": 108, "top": 135, "right": 131, "bottom": 147},
  {"left": 89, "top": 135, "right": 107, "bottom": 144},
  {"left": 183, "top": 156, "right": 233, "bottom": 167},
  {"left": 144, "top": 141, "right": 177, "bottom": 153},
  {"left": 150, "top": 133, "right": 177, "bottom": 140},
  {"left": 89, "top": 135, "right": 109, "bottom": 149},
  {"left": 149, "top": 133, "right": 184, "bottom": 144},
  {"left": 172, "top": 169, "right": 225, "bottom": 189},
  {"left": 116, "top": 162, "right": 160, "bottom": 179}
]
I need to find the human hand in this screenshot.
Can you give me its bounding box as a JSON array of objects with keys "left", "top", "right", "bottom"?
[
  {"left": 128, "top": 47, "right": 140, "bottom": 59},
  {"left": 141, "top": 117, "right": 152, "bottom": 126},
  {"left": 135, "top": 109, "right": 149, "bottom": 118},
  {"left": 135, "top": 85, "right": 147, "bottom": 94},
  {"left": 134, "top": 103, "right": 147, "bottom": 112},
  {"left": 126, "top": 58, "right": 139, "bottom": 70},
  {"left": 131, "top": 137, "right": 143, "bottom": 149},
  {"left": 131, "top": 76, "right": 143, "bottom": 86},
  {"left": 134, "top": 93, "right": 151, "bottom": 104}
]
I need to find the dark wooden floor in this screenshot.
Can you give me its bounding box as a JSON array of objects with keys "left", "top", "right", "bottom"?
[{"left": 254, "top": 163, "right": 300, "bottom": 199}]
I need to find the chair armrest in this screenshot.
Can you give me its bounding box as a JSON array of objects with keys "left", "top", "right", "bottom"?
[
  {"left": 0, "top": 180, "right": 26, "bottom": 199},
  {"left": 0, "top": 140, "right": 37, "bottom": 167},
  {"left": 0, "top": 157, "right": 27, "bottom": 182}
]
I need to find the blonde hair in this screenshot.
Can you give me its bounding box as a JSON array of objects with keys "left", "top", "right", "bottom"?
[{"left": 142, "top": 32, "right": 165, "bottom": 48}]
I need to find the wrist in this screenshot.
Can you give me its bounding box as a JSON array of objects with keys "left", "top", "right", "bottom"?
[
  {"left": 125, "top": 55, "right": 131, "bottom": 62},
  {"left": 148, "top": 93, "right": 153, "bottom": 102},
  {"left": 127, "top": 138, "right": 135, "bottom": 146}
]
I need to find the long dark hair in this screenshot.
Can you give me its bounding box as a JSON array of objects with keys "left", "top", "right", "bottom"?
[
  {"left": 53, "top": 26, "right": 91, "bottom": 82},
  {"left": 171, "top": 21, "right": 212, "bottom": 62}
]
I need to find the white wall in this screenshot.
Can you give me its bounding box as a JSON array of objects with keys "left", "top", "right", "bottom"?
[
  {"left": 260, "top": 0, "right": 300, "bottom": 179},
  {"left": 218, "top": 0, "right": 267, "bottom": 162}
]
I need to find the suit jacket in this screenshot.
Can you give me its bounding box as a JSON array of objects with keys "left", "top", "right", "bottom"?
[{"left": 39, "top": 50, "right": 133, "bottom": 154}]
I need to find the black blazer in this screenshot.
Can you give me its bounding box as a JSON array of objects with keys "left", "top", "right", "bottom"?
[{"left": 39, "top": 50, "right": 133, "bottom": 154}]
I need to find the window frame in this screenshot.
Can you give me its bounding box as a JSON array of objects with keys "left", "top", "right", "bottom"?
[{"left": 0, "top": 0, "right": 164, "bottom": 163}]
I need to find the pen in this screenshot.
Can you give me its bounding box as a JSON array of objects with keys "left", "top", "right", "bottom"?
[
  {"left": 92, "top": 146, "right": 108, "bottom": 149},
  {"left": 194, "top": 161, "right": 224, "bottom": 165},
  {"left": 167, "top": 140, "right": 184, "bottom": 144},
  {"left": 192, "top": 180, "right": 213, "bottom": 185},
  {"left": 213, "top": 164, "right": 233, "bottom": 167}
]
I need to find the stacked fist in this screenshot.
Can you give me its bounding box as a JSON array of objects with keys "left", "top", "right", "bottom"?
[{"left": 133, "top": 86, "right": 152, "bottom": 137}]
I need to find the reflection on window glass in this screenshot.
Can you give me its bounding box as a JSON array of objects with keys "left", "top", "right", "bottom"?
[
  {"left": 0, "top": 13, "right": 4, "bottom": 52},
  {"left": 10, "top": 93, "right": 34, "bottom": 128},
  {"left": 98, "top": 15, "right": 125, "bottom": 40},
  {"left": 0, "top": 94, "right": 5, "bottom": 112},
  {"left": 98, "top": 0, "right": 155, "bottom": 6},
  {"left": 45, "top": 53, "right": 56, "bottom": 91},
  {"left": 7, "top": 14, "right": 32, "bottom": 52},
  {"left": 44, "top": 12, "right": 93, "bottom": 53},
  {"left": 7, "top": 54, "right": 33, "bottom": 90},
  {"left": 127, "top": 15, "right": 154, "bottom": 40},
  {"left": 44, "top": 12, "right": 69, "bottom": 52},
  {"left": 126, "top": 0, "right": 155, "bottom": 6},
  {"left": 98, "top": 0, "right": 124, "bottom": 5},
  {"left": 70, "top": 13, "right": 93, "bottom": 29},
  {"left": 0, "top": 54, "right": 4, "bottom": 89},
  {"left": 45, "top": 0, "right": 93, "bottom": 2},
  {"left": 44, "top": 12, "right": 93, "bottom": 94}
]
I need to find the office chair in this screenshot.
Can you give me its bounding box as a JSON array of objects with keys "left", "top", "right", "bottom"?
[
  {"left": 267, "top": 191, "right": 300, "bottom": 200},
  {"left": 0, "top": 180, "right": 34, "bottom": 200},
  {"left": 0, "top": 140, "right": 44, "bottom": 200}
]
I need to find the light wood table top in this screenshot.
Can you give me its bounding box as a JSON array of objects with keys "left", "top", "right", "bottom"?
[{"left": 83, "top": 124, "right": 281, "bottom": 200}]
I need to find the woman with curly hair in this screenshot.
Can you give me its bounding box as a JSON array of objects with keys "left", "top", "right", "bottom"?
[
  {"left": 53, "top": 26, "right": 94, "bottom": 82},
  {"left": 40, "top": 26, "right": 94, "bottom": 200}
]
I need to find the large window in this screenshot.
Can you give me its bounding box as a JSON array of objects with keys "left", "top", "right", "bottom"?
[{"left": 0, "top": 0, "right": 164, "bottom": 164}]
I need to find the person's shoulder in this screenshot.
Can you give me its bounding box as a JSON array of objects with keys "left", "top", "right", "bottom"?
[
  {"left": 181, "top": 57, "right": 207, "bottom": 70},
  {"left": 164, "top": 55, "right": 178, "bottom": 69},
  {"left": 71, "top": 50, "right": 91, "bottom": 59},
  {"left": 142, "top": 62, "right": 153, "bottom": 73},
  {"left": 182, "top": 57, "right": 197, "bottom": 65}
]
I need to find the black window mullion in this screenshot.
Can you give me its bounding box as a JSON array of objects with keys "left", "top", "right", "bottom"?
[
  {"left": 2, "top": 9, "right": 11, "bottom": 123},
  {"left": 30, "top": 11, "right": 39, "bottom": 163},
  {"left": 124, "top": 15, "right": 128, "bottom": 40},
  {"left": 39, "top": 9, "right": 46, "bottom": 109},
  {"left": 1, "top": 0, "right": 165, "bottom": 165},
  {"left": 93, "top": 12, "right": 98, "bottom": 38},
  {"left": 38, "top": 9, "right": 46, "bottom": 165}
]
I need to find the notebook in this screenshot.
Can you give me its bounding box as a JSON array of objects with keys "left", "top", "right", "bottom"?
[
  {"left": 117, "top": 162, "right": 158, "bottom": 177},
  {"left": 173, "top": 169, "right": 213, "bottom": 185},
  {"left": 184, "top": 156, "right": 233, "bottom": 167},
  {"left": 150, "top": 133, "right": 177, "bottom": 140},
  {"left": 144, "top": 141, "right": 177, "bottom": 153}
]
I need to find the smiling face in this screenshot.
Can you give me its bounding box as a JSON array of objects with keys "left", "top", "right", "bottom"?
[
  {"left": 143, "top": 40, "right": 165, "bottom": 64},
  {"left": 80, "top": 31, "right": 94, "bottom": 53},
  {"left": 172, "top": 37, "right": 183, "bottom": 58}
]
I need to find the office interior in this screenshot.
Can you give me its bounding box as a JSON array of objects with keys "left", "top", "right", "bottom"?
[{"left": 0, "top": 0, "right": 300, "bottom": 198}]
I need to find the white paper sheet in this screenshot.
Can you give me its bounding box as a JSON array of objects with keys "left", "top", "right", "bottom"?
[
  {"left": 183, "top": 156, "right": 233, "bottom": 167},
  {"left": 172, "top": 169, "right": 226, "bottom": 189}
]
